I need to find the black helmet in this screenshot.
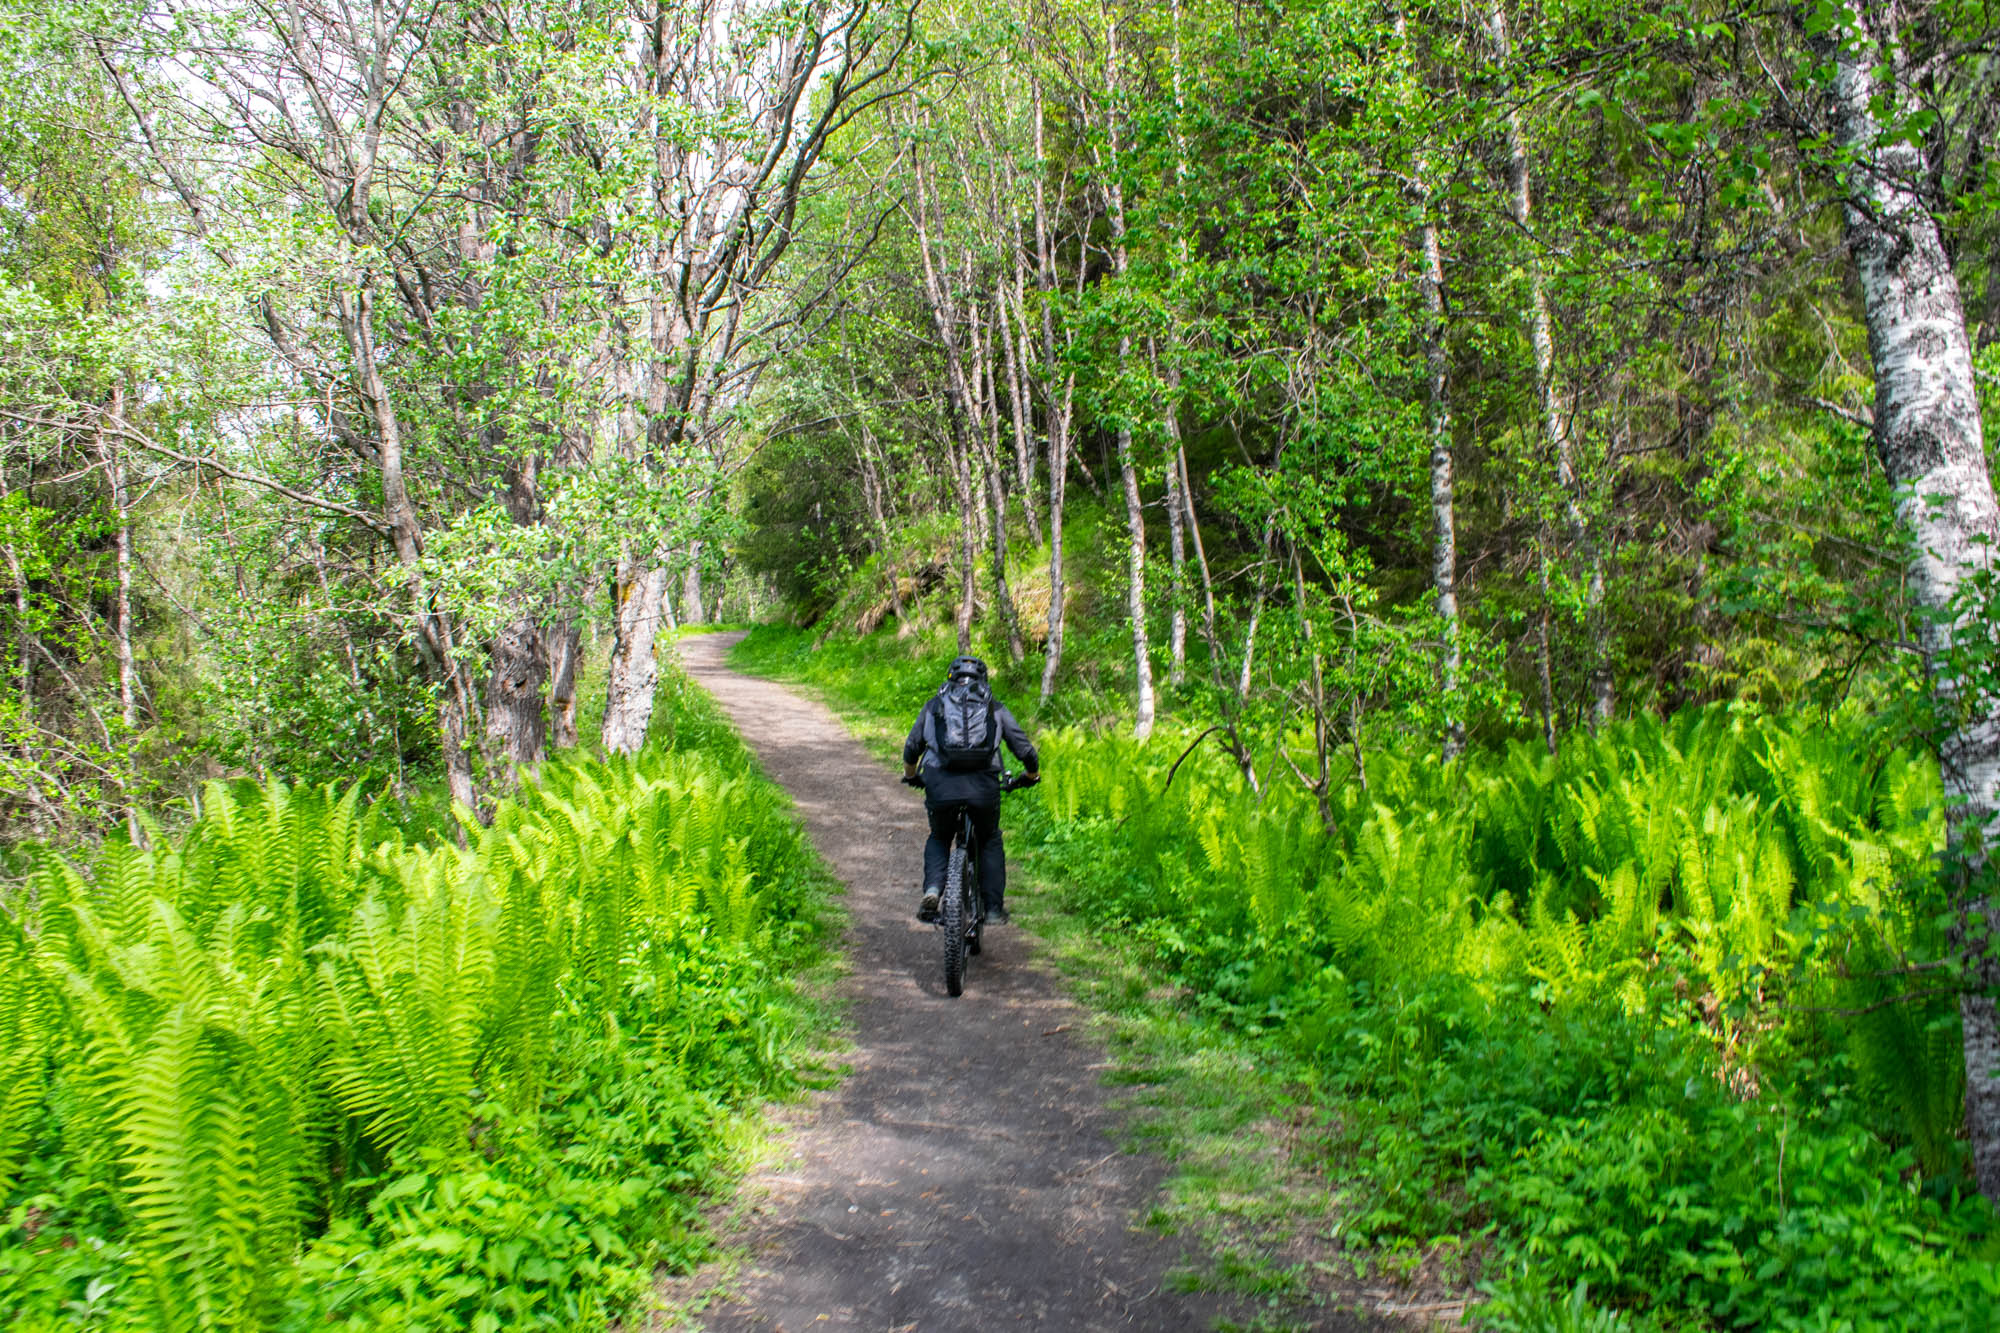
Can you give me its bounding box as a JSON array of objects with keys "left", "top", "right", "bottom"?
[{"left": 946, "top": 655, "right": 988, "bottom": 683}]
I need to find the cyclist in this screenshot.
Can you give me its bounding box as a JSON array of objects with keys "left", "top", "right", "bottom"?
[{"left": 902, "top": 655, "right": 1038, "bottom": 924}]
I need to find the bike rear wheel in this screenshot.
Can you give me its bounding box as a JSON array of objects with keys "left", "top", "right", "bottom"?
[
  {"left": 942, "top": 842, "right": 968, "bottom": 996},
  {"left": 966, "top": 839, "right": 983, "bottom": 955}
]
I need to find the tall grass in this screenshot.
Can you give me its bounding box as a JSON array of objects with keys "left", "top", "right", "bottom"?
[{"left": 0, "top": 664, "right": 831, "bottom": 1332}]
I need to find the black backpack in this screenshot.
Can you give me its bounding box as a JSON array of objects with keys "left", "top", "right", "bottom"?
[{"left": 930, "top": 678, "right": 999, "bottom": 772}]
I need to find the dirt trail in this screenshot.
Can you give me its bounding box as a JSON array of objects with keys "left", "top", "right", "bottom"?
[{"left": 670, "top": 634, "right": 1379, "bottom": 1332}]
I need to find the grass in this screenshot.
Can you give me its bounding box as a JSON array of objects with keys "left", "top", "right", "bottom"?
[{"left": 1012, "top": 856, "right": 1470, "bottom": 1327}]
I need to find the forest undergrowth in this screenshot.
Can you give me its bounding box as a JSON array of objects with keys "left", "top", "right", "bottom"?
[
  {"left": 0, "top": 658, "right": 839, "bottom": 1332},
  {"left": 734, "top": 623, "right": 1999, "bottom": 1332}
]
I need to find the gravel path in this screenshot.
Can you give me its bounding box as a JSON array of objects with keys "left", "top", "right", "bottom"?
[{"left": 671, "top": 632, "right": 1374, "bottom": 1332}]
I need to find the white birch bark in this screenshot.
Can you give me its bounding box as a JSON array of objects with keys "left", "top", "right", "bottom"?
[
  {"left": 1032, "top": 84, "right": 1077, "bottom": 706},
  {"left": 601, "top": 564, "right": 672, "bottom": 755},
  {"left": 999, "top": 244, "right": 1044, "bottom": 547},
  {"left": 1104, "top": 16, "right": 1155, "bottom": 740},
  {"left": 906, "top": 121, "right": 989, "bottom": 659},
  {"left": 971, "top": 297, "right": 1026, "bottom": 661},
  {"left": 1488, "top": 0, "right": 1609, "bottom": 728},
  {"left": 5, "top": 541, "right": 30, "bottom": 722},
  {"left": 1822, "top": 1, "right": 2000, "bottom": 1200},
  {"left": 99, "top": 387, "right": 138, "bottom": 734},
  {"left": 1419, "top": 175, "right": 1462, "bottom": 761},
  {"left": 953, "top": 426, "right": 977, "bottom": 655},
  {"left": 1116, "top": 414, "right": 1156, "bottom": 741},
  {"left": 98, "top": 386, "right": 142, "bottom": 842},
  {"left": 681, "top": 542, "right": 707, "bottom": 626},
  {"left": 1160, "top": 0, "right": 1191, "bottom": 694},
  {"left": 1157, "top": 348, "right": 1189, "bottom": 691},
  {"left": 1394, "top": 9, "right": 1464, "bottom": 761}
]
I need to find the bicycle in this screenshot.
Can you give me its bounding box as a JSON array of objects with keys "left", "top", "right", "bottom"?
[{"left": 907, "top": 770, "right": 1036, "bottom": 997}]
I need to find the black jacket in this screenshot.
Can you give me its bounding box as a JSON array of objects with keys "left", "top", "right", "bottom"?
[{"left": 903, "top": 694, "right": 1038, "bottom": 805}]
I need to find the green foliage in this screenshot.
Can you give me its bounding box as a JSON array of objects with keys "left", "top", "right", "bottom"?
[
  {"left": 0, "top": 677, "right": 831, "bottom": 1330},
  {"left": 733, "top": 619, "right": 1045, "bottom": 729},
  {"left": 1478, "top": 1276, "right": 1662, "bottom": 1333},
  {"left": 997, "top": 704, "right": 1996, "bottom": 1327},
  {"left": 199, "top": 625, "right": 441, "bottom": 791},
  {"left": 741, "top": 621, "right": 1991, "bottom": 1327}
]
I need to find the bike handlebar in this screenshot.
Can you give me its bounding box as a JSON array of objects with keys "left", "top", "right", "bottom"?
[{"left": 900, "top": 772, "right": 1041, "bottom": 791}]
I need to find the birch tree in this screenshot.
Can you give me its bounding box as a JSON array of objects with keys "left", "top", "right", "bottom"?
[
  {"left": 1097, "top": 8, "right": 1156, "bottom": 739},
  {"left": 1486, "top": 0, "right": 1613, "bottom": 736},
  {"left": 597, "top": 0, "right": 917, "bottom": 753},
  {"left": 1811, "top": 0, "right": 2000, "bottom": 1199}
]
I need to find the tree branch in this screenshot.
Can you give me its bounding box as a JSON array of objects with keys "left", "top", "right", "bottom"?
[{"left": 0, "top": 408, "right": 391, "bottom": 536}]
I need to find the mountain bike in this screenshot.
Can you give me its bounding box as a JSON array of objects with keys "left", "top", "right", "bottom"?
[{"left": 919, "top": 771, "right": 1036, "bottom": 997}]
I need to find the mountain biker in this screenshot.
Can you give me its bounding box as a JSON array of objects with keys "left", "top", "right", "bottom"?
[{"left": 902, "top": 655, "right": 1038, "bottom": 925}]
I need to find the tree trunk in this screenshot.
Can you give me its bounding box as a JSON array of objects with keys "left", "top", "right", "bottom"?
[
  {"left": 1586, "top": 552, "right": 1613, "bottom": 723},
  {"left": 1289, "top": 534, "right": 1336, "bottom": 835},
  {"left": 858, "top": 425, "right": 906, "bottom": 626},
  {"left": 1163, "top": 454, "right": 1188, "bottom": 690},
  {"left": 1157, "top": 353, "right": 1188, "bottom": 690},
  {"left": 601, "top": 564, "right": 671, "bottom": 755},
  {"left": 98, "top": 387, "right": 141, "bottom": 841},
  {"left": 98, "top": 388, "right": 138, "bottom": 734},
  {"left": 1033, "top": 84, "right": 1075, "bottom": 707},
  {"left": 1418, "top": 173, "right": 1463, "bottom": 762},
  {"left": 1821, "top": 4, "right": 2000, "bottom": 1201},
  {"left": 906, "top": 131, "right": 987, "bottom": 659},
  {"left": 1103, "top": 18, "right": 1153, "bottom": 740},
  {"left": 546, "top": 617, "right": 585, "bottom": 750},
  {"left": 1160, "top": 2, "right": 1194, "bottom": 697},
  {"left": 979, "top": 438, "right": 1025, "bottom": 663},
  {"left": 483, "top": 447, "right": 553, "bottom": 771},
  {"left": 1000, "top": 247, "right": 1044, "bottom": 548},
  {"left": 972, "top": 303, "right": 1025, "bottom": 662},
  {"left": 5, "top": 540, "right": 31, "bottom": 721},
  {"left": 1396, "top": 6, "right": 1463, "bottom": 760},
  {"left": 1177, "top": 439, "right": 1257, "bottom": 790},
  {"left": 681, "top": 562, "right": 706, "bottom": 627},
  {"left": 1116, "top": 417, "right": 1156, "bottom": 740},
  {"left": 1488, "top": 0, "right": 1608, "bottom": 726},
  {"left": 1233, "top": 517, "right": 1276, "bottom": 795},
  {"left": 680, "top": 538, "right": 707, "bottom": 626},
  {"left": 953, "top": 426, "right": 977, "bottom": 655},
  {"left": 334, "top": 279, "right": 479, "bottom": 814},
  {"left": 1042, "top": 417, "right": 1069, "bottom": 704},
  {"left": 484, "top": 619, "right": 548, "bottom": 767},
  {"left": 526, "top": 416, "right": 596, "bottom": 759}
]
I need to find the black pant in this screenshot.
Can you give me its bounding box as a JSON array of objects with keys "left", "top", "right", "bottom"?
[{"left": 924, "top": 800, "right": 1005, "bottom": 911}]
